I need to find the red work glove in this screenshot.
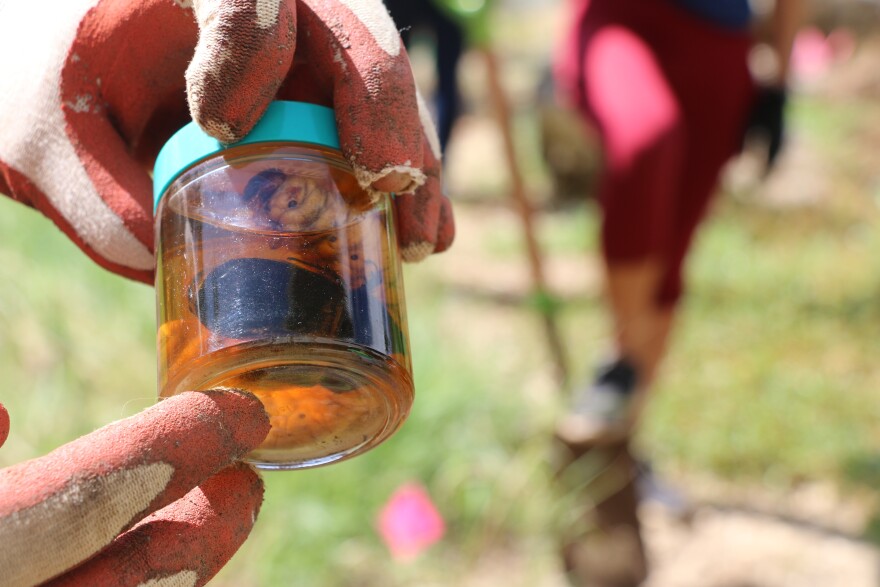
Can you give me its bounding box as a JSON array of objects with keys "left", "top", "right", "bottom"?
[
  {"left": 0, "top": 390, "right": 270, "bottom": 587},
  {"left": 0, "top": 0, "right": 453, "bottom": 284}
]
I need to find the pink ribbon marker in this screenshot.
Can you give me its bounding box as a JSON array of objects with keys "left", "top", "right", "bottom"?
[{"left": 377, "top": 482, "right": 446, "bottom": 560}]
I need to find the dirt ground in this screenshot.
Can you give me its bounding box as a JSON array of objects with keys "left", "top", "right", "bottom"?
[
  {"left": 642, "top": 478, "right": 879, "bottom": 587},
  {"left": 454, "top": 492, "right": 880, "bottom": 587}
]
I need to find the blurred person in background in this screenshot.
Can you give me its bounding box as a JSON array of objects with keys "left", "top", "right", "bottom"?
[
  {"left": 385, "top": 0, "right": 468, "bottom": 151},
  {"left": 552, "top": 0, "right": 803, "bottom": 584}
]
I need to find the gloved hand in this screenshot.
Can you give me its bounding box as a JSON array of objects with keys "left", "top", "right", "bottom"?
[
  {"left": 0, "top": 389, "right": 270, "bottom": 587},
  {"left": 743, "top": 84, "right": 788, "bottom": 173},
  {"left": 0, "top": 0, "right": 453, "bottom": 283}
]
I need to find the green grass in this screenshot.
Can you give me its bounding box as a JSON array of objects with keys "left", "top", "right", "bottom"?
[
  {"left": 3, "top": 91, "right": 880, "bottom": 584},
  {"left": 641, "top": 197, "right": 880, "bottom": 484},
  {"left": 0, "top": 202, "right": 156, "bottom": 463},
  {"left": 0, "top": 198, "right": 564, "bottom": 586}
]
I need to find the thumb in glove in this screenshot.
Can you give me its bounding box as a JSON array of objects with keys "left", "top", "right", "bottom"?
[{"left": 0, "top": 390, "right": 270, "bottom": 587}]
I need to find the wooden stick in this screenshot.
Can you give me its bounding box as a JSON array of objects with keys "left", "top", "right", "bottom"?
[{"left": 480, "top": 46, "right": 570, "bottom": 386}]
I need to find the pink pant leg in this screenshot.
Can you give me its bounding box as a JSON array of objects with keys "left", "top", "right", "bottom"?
[
  {"left": 558, "top": 0, "right": 755, "bottom": 308},
  {"left": 580, "top": 25, "right": 687, "bottom": 265}
]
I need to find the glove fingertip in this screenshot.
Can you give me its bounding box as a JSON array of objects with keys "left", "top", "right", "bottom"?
[
  {"left": 401, "top": 242, "right": 435, "bottom": 263},
  {"left": 354, "top": 163, "right": 426, "bottom": 196},
  {"left": 433, "top": 198, "right": 455, "bottom": 255},
  {"left": 191, "top": 388, "right": 272, "bottom": 455},
  {"left": 186, "top": 0, "right": 296, "bottom": 144},
  {"left": 188, "top": 92, "right": 275, "bottom": 144},
  {"left": 399, "top": 195, "right": 454, "bottom": 261}
]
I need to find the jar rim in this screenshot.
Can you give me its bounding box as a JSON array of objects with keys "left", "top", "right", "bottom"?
[{"left": 153, "top": 101, "right": 340, "bottom": 210}]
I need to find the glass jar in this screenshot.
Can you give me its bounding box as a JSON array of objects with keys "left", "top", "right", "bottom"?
[{"left": 153, "top": 102, "right": 413, "bottom": 470}]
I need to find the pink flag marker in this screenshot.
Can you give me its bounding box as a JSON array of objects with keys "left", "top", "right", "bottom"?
[{"left": 377, "top": 482, "right": 446, "bottom": 560}]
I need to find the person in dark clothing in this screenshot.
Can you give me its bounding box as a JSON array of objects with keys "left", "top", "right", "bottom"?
[{"left": 385, "top": 0, "right": 466, "bottom": 151}]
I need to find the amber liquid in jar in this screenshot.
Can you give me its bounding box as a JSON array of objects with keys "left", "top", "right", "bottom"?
[{"left": 156, "top": 144, "right": 413, "bottom": 469}]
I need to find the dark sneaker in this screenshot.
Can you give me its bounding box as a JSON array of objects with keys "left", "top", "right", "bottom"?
[{"left": 556, "top": 357, "right": 640, "bottom": 446}]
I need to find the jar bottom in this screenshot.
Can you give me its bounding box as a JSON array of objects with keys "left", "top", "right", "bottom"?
[{"left": 160, "top": 338, "right": 413, "bottom": 469}]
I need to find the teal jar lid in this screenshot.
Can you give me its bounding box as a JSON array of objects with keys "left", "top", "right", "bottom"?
[{"left": 153, "top": 101, "right": 340, "bottom": 210}]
